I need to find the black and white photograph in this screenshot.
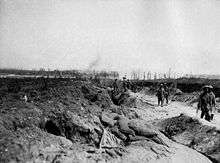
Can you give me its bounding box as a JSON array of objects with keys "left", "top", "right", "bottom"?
[{"left": 0, "top": 0, "right": 220, "bottom": 162}]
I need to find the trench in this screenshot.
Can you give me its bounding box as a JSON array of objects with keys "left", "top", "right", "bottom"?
[
  {"left": 39, "top": 81, "right": 219, "bottom": 162},
  {"left": 157, "top": 114, "right": 220, "bottom": 163}
]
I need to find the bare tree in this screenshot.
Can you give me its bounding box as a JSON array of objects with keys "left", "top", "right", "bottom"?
[
  {"left": 168, "top": 68, "right": 171, "bottom": 79},
  {"left": 154, "top": 72, "right": 157, "bottom": 80}
]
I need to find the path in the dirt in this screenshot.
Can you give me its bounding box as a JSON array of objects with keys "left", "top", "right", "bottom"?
[
  {"left": 115, "top": 92, "right": 213, "bottom": 163},
  {"left": 132, "top": 92, "right": 220, "bottom": 129}
]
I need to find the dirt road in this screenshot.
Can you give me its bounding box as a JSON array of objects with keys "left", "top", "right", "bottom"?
[{"left": 132, "top": 92, "right": 220, "bottom": 129}]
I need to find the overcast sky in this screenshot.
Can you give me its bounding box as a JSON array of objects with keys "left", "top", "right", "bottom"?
[{"left": 0, "top": 0, "right": 219, "bottom": 75}]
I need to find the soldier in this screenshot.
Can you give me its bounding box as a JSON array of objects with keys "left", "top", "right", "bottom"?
[
  {"left": 209, "top": 87, "right": 216, "bottom": 120},
  {"left": 164, "top": 83, "right": 170, "bottom": 104},
  {"left": 126, "top": 79, "right": 131, "bottom": 90},
  {"left": 156, "top": 83, "right": 165, "bottom": 107},
  {"left": 122, "top": 77, "right": 127, "bottom": 92},
  {"left": 197, "top": 85, "right": 216, "bottom": 121},
  {"left": 114, "top": 115, "right": 135, "bottom": 145}
]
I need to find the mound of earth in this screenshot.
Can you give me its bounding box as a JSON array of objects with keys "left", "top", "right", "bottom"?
[
  {"left": 139, "top": 87, "right": 156, "bottom": 95},
  {"left": 0, "top": 78, "right": 214, "bottom": 163},
  {"left": 172, "top": 92, "right": 200, "bottom": 104},
  {"left": 0, "top": 79, "right": 118, "bottom": 162},
  {"left": 157, "top": 114, "right": 220, "bottom": 162}
]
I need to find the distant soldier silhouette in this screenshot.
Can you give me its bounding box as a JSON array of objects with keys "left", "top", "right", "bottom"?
[
  {"left": 126, "top": 79, "right": 131, "bottom": 90},
  {"left": 156, "top": 84, "right": 165, "bottom": 107},
  {"left": 209, "top": 88, "right": 216, "bottom": 120},
  {"left": 122, "top": 77, "right": 127, "bottom": 92},
  {"left": 164, "top": 83, "right": 170, "bottom": 104},
  {"left": 197, "top": 85, "right": 216, "bottom": 121}
]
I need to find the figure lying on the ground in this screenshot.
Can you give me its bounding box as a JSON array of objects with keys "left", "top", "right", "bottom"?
[
  {"left": 114, "top": 115, "right": 135, "bottom": 145},
  {"left": 99, "top": 112, "right": 170, "bottom": 147}
]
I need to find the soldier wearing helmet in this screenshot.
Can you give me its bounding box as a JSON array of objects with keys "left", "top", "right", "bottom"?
[
  {"left": 156, "top": 83, "right": 165, "bottom": 107},
  {"left": 197, "top": 85, "right": 216, "bottom": 121},
  {"left": 164, "top": 83, "right": 170, "bottom": 104}
]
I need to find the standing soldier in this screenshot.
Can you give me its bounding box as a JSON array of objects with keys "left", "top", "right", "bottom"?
[
  {"left": 164, "top": 83, "right": 170, "bottom": 104},
  {"left": 122, "top": 77, "right": 127, "bottom": 92},
  {"left": 197, "top": 85, "right": 216, "bottom": 121},
  {"left": 126, "top": 79, "right": 131, "bottom": 90},
  {"left": 156, "top": 83, "right": 165, "bottom": 107},
  {"left": 209, "top": 87, "right": 216, "bottom": 120}
]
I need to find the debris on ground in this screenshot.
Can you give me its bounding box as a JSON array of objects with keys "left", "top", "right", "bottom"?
[{"left": 172, "top": 91, "right": 200, "bottom": 104}]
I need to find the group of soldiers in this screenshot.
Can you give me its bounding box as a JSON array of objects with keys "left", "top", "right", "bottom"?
[
  {"left": 156, "top": 83, "right": 216, "bottom": 122},
  {"left": 156, "top": 83, "right": 170, "bottom": 107},
  {"left": 113, "top": 77, "right": 217, "bottom": 122},
  {"left": 113, "top": 77, "right": 131, "bottom": 93}
]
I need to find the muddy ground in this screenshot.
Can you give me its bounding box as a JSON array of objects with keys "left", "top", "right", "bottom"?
[
  {"left": 133, "top": 91, "right": 220, "bottom": 163},
  {"left": 0, "top": 78, "right": 219, "bottom": 163}
]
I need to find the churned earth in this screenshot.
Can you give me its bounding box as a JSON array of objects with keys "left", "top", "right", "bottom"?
[
  {"left": 133, "top": 92, "right": 220, "bottom": 128},
  {"left": 0, "top": 78, "right": 217, "bottom": 163},
  {"left": 131, "top": 91, "right": 220, "bottom": 162}
]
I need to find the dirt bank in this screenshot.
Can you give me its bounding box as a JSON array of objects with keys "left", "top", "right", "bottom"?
[
  {"left": 0, "top": 78, "right": 214, "bottom": 163},
  {"left": 132, "top": 91, "right": 220, "bottom": 163},
  {"left": 157, "top": 114, "right": 220, "bottom": 163}
]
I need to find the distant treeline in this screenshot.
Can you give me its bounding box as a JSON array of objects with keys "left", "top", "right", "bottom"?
[
  {"left": 131, "top": 77, "right": 220, "bottom": 97},
  {"left": 0, "top": 68, "right": 81, "bottom": 78},
  {"left": 0, "top": 68, "right": 119, "bottom": 79}
]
